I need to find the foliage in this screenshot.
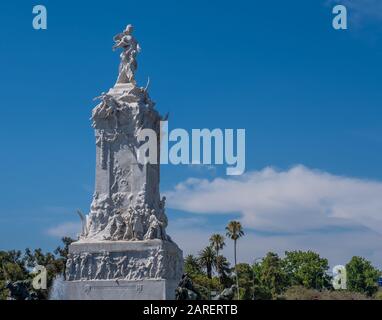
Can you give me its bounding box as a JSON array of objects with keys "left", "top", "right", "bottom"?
[
  {"left": 253, "top": 252, "right": 288, "bottom": 299},
  {"left": 283, "top": 250, "right": 332, "bottom": 290},
  {"left": 191, "top": 274, "right": 221, "bottom": 300},
  {"left": 209, "top": 234, "right": 225, "bottom": 257},
  {"left": 235, "top": 263, "right": 254, "bottom": 300},
  {"left": 23, "top": 248, "right": 61, "bottom": 299},
  {"left": 184, "top": 254, "right": 203, "bottom": 276},
  {"left": 216, "top": 255, "right": 232, "bottom": 286},
  {"left": 225, "top": 221, "right": 244, "bottom": 242},
  {"left": 0, "top": 250, "right": 30, "bottom": 299},
  {"left": 54, "top": 237, "right": 75, "bottom": 260},
  {"left": 0, "top": 237, "right": 75, "bottom": 300},
  {"left": 198, "top": 246, "right": 216, "bottom": 279},
  {"left": 225, "top": 221, "right": 244, "bottom": 299},
  {"left": 184, "top": 233, "right": 382, "bottom": 300},
  {"left": 346, "top": 256, "right": 381, "bottom": 296},
  {"left": 2, "top": 229, "right": 382, "bottom": 301},
  {"left": 54, "top": 237, "right": 76, "bottom": 279}
]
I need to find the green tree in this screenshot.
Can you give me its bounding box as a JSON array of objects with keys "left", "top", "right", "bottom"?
[
  {"left": 24, "top": 248, "right": 64, "bottom": 299},
  {"left": 209, "top": 234, "right": 225, "bottom": 257},
  {"left": 225, "top": 220, "right": 244, "bottom": 299},
  {"left": 54, "top": 237, "right": 76, "bottom": 279},
  {"left": 253, "top": 252, "right": 287, "bottom": 299},
  {"left": 235, "top": 263, "right": 254, "bottom": 300},
  {"left": 215, "top": 255, "right": 232, "bottom": 286},
  {"left": 184, "top": 254, "right": 203, "bottom": 276},
  {"left": 0, "top": 250, "right": 30, "bottom": 299},
  {"left": 0, "top": 250, "right": 28, "bottom": 280},
  {"left": 283, "top": 250, "right": 332, "bottom": 290},
  {"left": 198, "top": 246, "right": 216, "bottom": 279},
  {"left": 209, "top": 234, "right": 226, "bottom": 283},
  {"left": 346, "top": 256, "right": 380, "bottom": 296},
  {"left": 191, "top": 274, "right": 221, "bottom": 300},
  {"left": 0, "top": 238, "right": 75, "bottom": 300},
  {"left": 54, "top": 237, "right": 75, "bottom": 260}
]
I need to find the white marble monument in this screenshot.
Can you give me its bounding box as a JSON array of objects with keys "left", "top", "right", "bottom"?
[{"left": 63, "top": 25, "right": 183, "bottom": 300}]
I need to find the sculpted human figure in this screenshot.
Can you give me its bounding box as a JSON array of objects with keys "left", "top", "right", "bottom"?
[
  {"left": 104, "top": 254, "right": 115, "bottom": 280},
  {"left": 132, "top": 210, "right": 144, "bottom": 240},
  {"left": 80, "top": 253, "right": 92, "bottom": 280},
  {"left": 95, "top": 254, "right": 112, "bottom": 279},
  {"left": 145, "top": 255, "right": 155, "bottom": 278},
  {"left": 94, "top": 92, "right": 120, "bottom": 110},
  {"left": 110, "top": 214, "right": 125, "bottom": 240},
  {"left": 112, "top": 24, "right": 141, "bottom": 85},
  {"left": 115, "top": 255, "right": 129, "bottom": 279},
  {"left": 175, "top": 274, "right": 201, "bottom": 300},
  {"left": 73, "top": 254, "right": 81, "bottom": 280},
  {"left": 92, "top": 92, "right": 122, "bottom": 128},
  {"left": 65, "top": 257, "right": 74, "bottom": 280},
  {"left": 213, "top": 285, "right": 237, "bottom": 301},
  {"left": 126, "top": 258, "right": 138, "bottom": 280},
  {"left": 136, "top": 260, "right": 148, "bottom": 279},
  {"left": 144, "top": 214, "right": 163, "bottom": 240},
  {"left": 122, "top": 208, "right": 134, "bottom": 240},
  {"left": 155, "top": 253, "right": 164, "bottom": 279}
]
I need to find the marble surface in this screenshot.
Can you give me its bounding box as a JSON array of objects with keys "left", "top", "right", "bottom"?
[{"left": 63, "top": 25, "right": 183, "bottom": 300}]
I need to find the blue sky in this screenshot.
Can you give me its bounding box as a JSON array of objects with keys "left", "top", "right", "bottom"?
[{"left": 0, "top": 0, "right": 382, "bottom": 267}]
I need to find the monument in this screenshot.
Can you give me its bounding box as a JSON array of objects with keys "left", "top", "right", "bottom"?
[{"left": 63, "top": 24, "right": 183, "bottom": 300}]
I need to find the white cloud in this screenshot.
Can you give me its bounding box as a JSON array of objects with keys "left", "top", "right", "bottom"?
[
  {"left": 165, "top": 166, "right": 382, "bottom": 266},
  {"left": 166, "top": 165, "right": 382, "bottom": 234},
  {"left": 46, "top": 222, "right": 81, "bottom": 238}
]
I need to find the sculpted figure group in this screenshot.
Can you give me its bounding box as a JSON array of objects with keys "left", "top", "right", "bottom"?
[{"left": 65, "top": 248, "right": 181, "bottom": 281}]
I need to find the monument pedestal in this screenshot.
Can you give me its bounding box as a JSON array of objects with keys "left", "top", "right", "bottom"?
[
  {"left": 64, "top": 279, "right": 177, "bottom": 300},
  {"left": 63, "top": 240, "right": 183, "bottom": 300}
]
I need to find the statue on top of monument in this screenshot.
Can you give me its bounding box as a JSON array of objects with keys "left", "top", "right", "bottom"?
[{"left": 113, "top": 24, "right": 141, "bottom": 85}]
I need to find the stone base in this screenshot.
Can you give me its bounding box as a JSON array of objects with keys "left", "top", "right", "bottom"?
[
  {"left": 63, "top": 279, "right": 178, "bottom": 300},
  {"left": 63, "top": 239, "right": 183, "bottom": 300}
]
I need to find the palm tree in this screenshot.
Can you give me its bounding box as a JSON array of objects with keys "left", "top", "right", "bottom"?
[
  {"left": 184, "top": 254, "right": 202, "bottom": 275},
  {"left": 226, "top": 220, "right": 244, "bottom": 299},
  {"left": 198, "top": 246, "right": 216, "bottom": 279},
  {"left": 209, "top": 234, "right": 226, "bottom": 257},
  {"left": 209, "top": 234, "right": 226, "bottom": 282},
  {"left": 215, "top": 255, "right": 231, "bottom": 284}
]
